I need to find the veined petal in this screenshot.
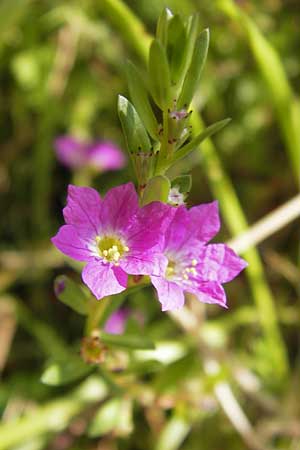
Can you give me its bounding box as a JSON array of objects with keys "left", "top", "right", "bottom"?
[
  {"left": 164, "top": 206, "right": 190, "bottom": 252},
  {"left": 99, "top": 182, "right": 138, "bottom": 234},
  {"left": 82, "top": 261, "right": 127, "bottom": 300},
  {"left": 189, "top": 201, "right": 220, "bottom": 243},
  {"left": 197, "top": 244, "right": 248, "bottom": 283},
  {"left": 51, "top": 225, "right": 92, "bottom": 261},
  {"left": 63, "top": 185, "right": 102, "bottom": 240},
  {"left": 127, "top": 201, "right": 175, "bottom": 251},
  {"left": 189, "top": 281, "right": 227, "bottom": 308},
  {"left": 151, "top": 276, "right": 185, "bottom": 311},
  {"left": 121, "top": 251, "right": 168, "bottom": 276}
]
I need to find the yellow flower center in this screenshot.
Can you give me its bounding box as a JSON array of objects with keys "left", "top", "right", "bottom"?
[
  {"left": 166, "top": 260, "right": 176, "bottom": 279},
  {"left": 165, "top": 258, "right": 198, "bottom": 281},
  {"left": 95, "top": 235, "right": 129, "bottom": 265}
]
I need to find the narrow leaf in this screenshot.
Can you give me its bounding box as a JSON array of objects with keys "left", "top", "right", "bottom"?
[
  {"left": 148, "top": 39, "right": 171, "bottom": 109},
  {"left": 54, "top": 275, "right": 88, "bottom": 316},
  {"left": 177, "top": 29, "right": 209, "bottom": 109},
  {"left": 172, "top": 118, "right": 231, "bottom": 163},
  {"left": 100, "top": 332, "right": 155, "bottom": 350},
  {"left": 126, "top": 61, "right": 158, "bottom": 139},
  {"left": 41, "top": 357, "right": 92, "bottom": 386},
  {"left": 156, "top": 8, "right": 173, "bottom": 46},
  {"left": 167, "top": 15, "right": 187, "bottom": 85},
  {"left": 118, "top": 95, "right": 151, "bottom": 153}
]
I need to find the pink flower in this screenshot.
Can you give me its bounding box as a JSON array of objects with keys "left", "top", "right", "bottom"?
[
  {"left": 54, "top": 136, "right": 126, "bottom": 171},
  {"left": 51, "top": 183, "right": 169, "bottom": 299},
  {"left": 150, "top": 202, "right": 247, "bottom": 311},
  {"left": 104, "top": 308, "right": 130, "bottom": 334},
  {"left": 104, "top": 307, "right": 144, "bottom": 334}
]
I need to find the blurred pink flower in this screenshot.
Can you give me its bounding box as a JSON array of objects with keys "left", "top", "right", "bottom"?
[
  {"left": 54, "top": 136, "right": 126, "bottom": 171},
  {"left": 104, "top": 308, "right": 130, "bottom": 334}
]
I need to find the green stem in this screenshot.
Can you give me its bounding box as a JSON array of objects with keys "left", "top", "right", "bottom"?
[
  {"left": 156, "top": 109, "right": 171, "bottom": 174},
  {"left": 191, "top": 113, "right": 288, "bottom": 380},
  {"left": 218, "top": 0, "right": 300, "bottom": 186},
  {"left": 100, "top": 0, "right": 289, "bottom": 381},
  {"left": 85, "top": 296, "right": 110, "bottom": 336}
]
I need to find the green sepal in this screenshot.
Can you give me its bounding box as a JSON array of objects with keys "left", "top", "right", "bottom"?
[
  {"left": 100, "top": 332, "right": 155, "bottom": 350},
  {"left": 41, "top": 356, "right": 93, "bottom": 386},
  {"left": 172, "top": 118, "right": 231, "bottom": 164},
  {"left": 142, "top": 175, "right": 170, "bottom": 205},
  {"left": 171, "top": 174, "right": 192, "bottom": 193},
  {"left": 177, "top": 28, "right": 209, "bottom": 109},
  {"left": 118, "top": 95, "right": 151, "bottom": 154},
  {"left": 148, "top": 39, "right": 171, "bottom": 109},
  {"left": 54, "top": 275, "right": 89, "bottom": 316},
  {"left": 167, "top": 15, "right": 187, "bottom": 85},
  {"left": 156, "top": 7, "right": 173, "bottom": 46},
  {"left": 126, "top": 61, "right": 158, "bottom": 140}
]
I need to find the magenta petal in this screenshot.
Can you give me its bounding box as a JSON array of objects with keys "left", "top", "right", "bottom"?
[
  {"left": 190, "top": 281, "right": 227, "bottom": 308},
  {"left": 113, "top": 265, "right": 128, "bottom": 287},
  {"left": 151, "top": 276, "right": 185, "bottom": 311},
  {"left": 51, "top": 225, "right": 92, "bottom": 261},
  {"left": 189, "top": 201, "right": 220, "bottom": 243},
  {"left": 88, "top": 141, "right": 126, "bottom": 171},
  {"left": 121, "top": 251, "right": 168, "bottom": 276},
  {"left": 99, "top": 182, "right": 138, "bottom": 233},
  {"left": 164, "top": 206, "right": 190, "bottom": 252},
  {"left": 82, "top": 261, "right": 127, "bottom": 300},
  {"left": 197, "top": 244, "right": 248, "bottom": 283},
  {"left": 63, "top": 185, "right": 101, "bottom": 240},
  {"left": 127, "top": 202, "right": 175, "bottom": 251}
]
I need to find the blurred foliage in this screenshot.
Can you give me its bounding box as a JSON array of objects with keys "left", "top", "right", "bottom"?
[{"left": 1, "top": 1, "right": 300, "bottom": 449}]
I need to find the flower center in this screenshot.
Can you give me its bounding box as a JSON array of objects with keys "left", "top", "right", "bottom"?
[
  {"left": 165, "top": 257, "right": 198, "bottom": 282},
  {"left": 95, "top": 235, "right": 129, "bottom": 265}
]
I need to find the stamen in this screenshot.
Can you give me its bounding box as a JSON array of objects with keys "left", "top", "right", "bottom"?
[{"left": 95, "top": 235, "right": 129, "bottom": 264}]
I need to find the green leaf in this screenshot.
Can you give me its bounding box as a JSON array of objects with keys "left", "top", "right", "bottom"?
[
  {"left": 171, "top": 175, "right": 192, "bottom": 193},
  {"left": 100, "top": 332, "right": 155, "bottom": 350},
  {"left": 167, "top": 15, "right": 187, "bottom": 85},
  {"left": 142, "top": 175, "right": 170, "bottom": 205},
  {"left": 148, "top": 39, "right": 171, "bottom": 109},
  {"left": 154, "top": 353, "right": 198, "bottom": 392},
  {"left": 177, "top": 13, "right": 199, "bottom": 86},
  {"left": 54, "top": 275, "right": 89, "bottom": 316},
  {"left": 115, "top": 398, "right": 134, "bottom": 436},
  {"left": 155, "top": 414, "right": 190, "bottom": 450},
  {"left": 156, "top": 8, "right": 173, "bottom": 46},
  {"left": 88, "top": 398, "right": 121, "bottom": 437},
  {"left": 172, "top": 118, "right": 231, "bottom": 164},
  {"left": 118, "top": 95, "right": 151, "bottom": 153},
  {"left": 126, "top": 61, "right": 158, "bottom": 139},
  {"left": 41, "top": 357, "right": 93, "bottom": 386},
  {"left": 177, "top": 29, "right": 209, "bottom": 109}
]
